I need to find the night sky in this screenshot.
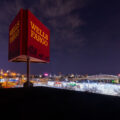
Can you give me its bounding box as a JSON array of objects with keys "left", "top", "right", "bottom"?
[{"left": 0, "top": 0, "right": 120, "bottom": 75}]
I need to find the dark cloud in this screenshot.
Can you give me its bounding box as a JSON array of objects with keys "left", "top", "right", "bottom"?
[
  {"left": 34, "top": 0, "right": 85, "bottom": 17},
  {"left": 29, "top": 0, "right": 87, "bottom": 54}
]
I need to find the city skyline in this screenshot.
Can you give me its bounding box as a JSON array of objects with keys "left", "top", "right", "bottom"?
[{"left": 0, "top": 0, "right": 120, "bottom": 74}]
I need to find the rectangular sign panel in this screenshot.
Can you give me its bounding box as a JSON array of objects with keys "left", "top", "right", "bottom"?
[
  {"left": 9, "top": 9, "right": 50, "bottom": 63},
  {"left": 9, "top": 10, "right": 22, "bottom": 61},
  {"left": 27, "top": 10, "right": 50, "bottom": 62}
]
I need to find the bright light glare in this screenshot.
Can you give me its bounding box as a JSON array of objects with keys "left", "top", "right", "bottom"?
[{"left": 44, "top": 73, "right": 48, "bottom": 77}]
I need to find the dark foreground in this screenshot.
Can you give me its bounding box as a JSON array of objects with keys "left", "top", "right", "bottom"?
[{"left": 0, "top": 87, "right": 120, "bottom": 120}]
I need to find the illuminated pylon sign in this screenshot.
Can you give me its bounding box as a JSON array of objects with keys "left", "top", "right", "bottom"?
[{"left": 9, "top": 9, "right": 50, "bottom": 63}]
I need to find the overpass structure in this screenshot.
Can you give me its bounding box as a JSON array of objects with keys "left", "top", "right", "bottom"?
[
  {"left": 75, "top": 74, "right": 119, "bottom": 83},
  {"left": 87, "top": 74, "right": 118, "bottom": 80}
]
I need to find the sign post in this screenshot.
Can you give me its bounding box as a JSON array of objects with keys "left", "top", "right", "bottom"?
[
  {"left": 27, "top": 57, "right": 30, "bottom": 86},
  {"left": 24, "top": 57, "right": 32, "bottom": 87}
]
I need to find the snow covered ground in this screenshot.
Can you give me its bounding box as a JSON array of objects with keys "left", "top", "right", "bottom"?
[
  {"left": 76, "top": 83, "right": 120, "bottom": 96},
  {"left": 46, "top": 82, "right": 120, "bottom": 96},
  {"left": 15, "top": 81, "right": 120, "bottom": 97}
]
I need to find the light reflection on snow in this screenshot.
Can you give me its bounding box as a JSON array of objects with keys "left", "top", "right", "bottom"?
[
  {"left": 35, "top": 82, "right": 120, "bottom": 96},
  {"left": 15, "top": 81, "right": 120, "bottom": 97}
]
